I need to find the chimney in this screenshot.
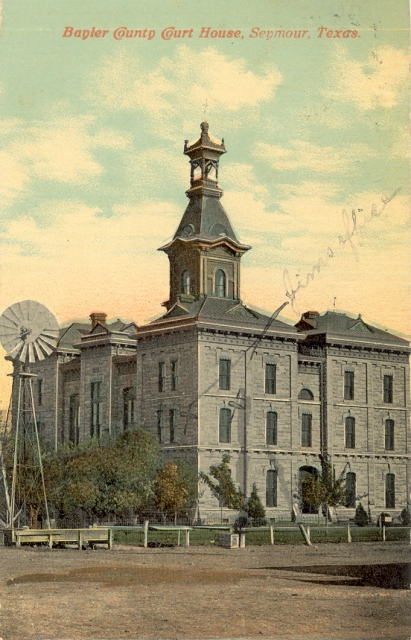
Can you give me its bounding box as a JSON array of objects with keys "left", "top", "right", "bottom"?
[{"left": 90, "top": 312, "right": 107, "bottom": 329}]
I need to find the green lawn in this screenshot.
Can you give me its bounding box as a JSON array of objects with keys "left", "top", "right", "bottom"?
[{"left": 112, "top": 525, "right": 410, "bottom": 546}]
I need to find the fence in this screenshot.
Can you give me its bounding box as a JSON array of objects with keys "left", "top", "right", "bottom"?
[{"left": 111, "top": 523, "right": 411, "bottom": 547}]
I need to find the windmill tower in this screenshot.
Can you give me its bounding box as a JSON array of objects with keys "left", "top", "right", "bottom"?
[{"left": 0, "top": 300, "right": 59, "bottom": 529}]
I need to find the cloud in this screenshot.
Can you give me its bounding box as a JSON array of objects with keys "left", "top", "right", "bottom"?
[
  {"left": 253, "top": 140, "right": 374, "bottom": 174},
  {"left": 87, "top": 46, "right": 282, "bottom": 137},
  {"left": 0, "top": 116, "right": 131, "bottom": 208},
  {"left": 324, "top": 45, "right": 409, "bottom": 111}
]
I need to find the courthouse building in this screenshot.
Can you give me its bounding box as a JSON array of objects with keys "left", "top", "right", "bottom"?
[{"left": 10, "top": 123, "right": 411, "bottom": 521}]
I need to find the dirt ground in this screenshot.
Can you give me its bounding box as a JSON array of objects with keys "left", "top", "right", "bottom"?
[{"left": 0, "top": 541, "right": 410, "bottom": 640}]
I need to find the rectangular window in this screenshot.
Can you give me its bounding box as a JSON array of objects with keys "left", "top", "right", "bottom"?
[
  {"left": 383, "top": 375, "right": 393, "bottom": 403},
  {"left": 170, "top": 360, "right": 178, "bottom": 391},
  {"left": 157, "top": 409, "right": 164, "bottom": 443},
  {"left": 158, "top": 362, "right": 166, "bottom": 393},
  {"left": 386, "top": 473, "right": 395, "bottom": 509},
  {"left": 346, "top": 472, "right": 356, "bottom": 508},
  {"left": 169, "top": 408, "right": 178, "bottom": 443},
  {"left": 69, "top": 394, "right": 80, "bottom": 444},
  {"left": 37, "top": 379, "right": 43, "bottom": 406},
  {"left": 219, "top": 407, "right": 231, "bottom": 443},
  {"left": 301, "top": 413, "right": 312, "bottom": 447},
  {"left": 90, "top": 382, "right": 102, "bottom": 437},
  {"left": 385, "top": 419, "right": 394, "bottom": 451},
  {"left": 123, "top": 387, "right": 136, "bottom": 431},
  {"left": 344, "top": 371, "right": 354, "bottom": 400},
  {"left": 266, "top": 411, "right": 277, "bottom": 445},
  {"left": 265, "top": 363, "right": 276, "bottom": 395},
  {"left": 345, "top": 416, "right": 355, "bottom": 449},
  {"left": 219, "top": 358, "right": 231, "bottom": 391},
  {"left": 266, "top": 470, "right": 277, "bottom": 507}
]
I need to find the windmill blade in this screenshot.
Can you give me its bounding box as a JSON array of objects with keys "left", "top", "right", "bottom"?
[
  {"left": 8, "top": 340, "right": 24, "bottom": 358},
  {"left": 28, "top": 343, "right": 35, "bottom": 364},
  {"left": 0, "top": 316, "right": 19, "bottom": 331},
  {"left": 19, "top": 342, "right": 29, "bottom": 363},
  {"left": 15, "top": 301, "right": 28, "bottom": 324},
  {"left": 38, "top": 334, "right": 58, "bottom": 349},
  {"left": 33, "top": 340, "right": 45, "bottom": 361},
  {"left": 42, "top": 329, "right": 60, "bottom": 339},
  {"left": 2, "top": 307, "right": 21, "bottom": 327},
  {"left": 36, "top": 337, "right": 54, "bottom": 357}
]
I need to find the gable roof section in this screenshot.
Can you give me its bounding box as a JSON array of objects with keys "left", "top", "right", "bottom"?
[{"left": 298, "top": 311, "right": 409, "bottom": 348}]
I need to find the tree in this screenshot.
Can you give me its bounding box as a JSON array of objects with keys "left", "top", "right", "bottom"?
[
  {"left": 199, "top": 454, "right": 244, "bottom": 522},
  {"left": 302, "top": 456, "right": 346, "bottom": 523},
  {"left": 355, "top": 502, "right": 369, "bottom": 527},
  {"left": 47, "top": 427, "right": 163, "bottom": 521},
  {"left": 245, "top": 483, "right": 266, "bottom": 523},
  {"left": 154, "top": 461, "right": 188, "bottom": 523}
]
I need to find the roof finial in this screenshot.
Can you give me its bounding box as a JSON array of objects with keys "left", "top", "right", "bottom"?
[{"left": 200, "top": 121, "right": 209, "bottom": 135}]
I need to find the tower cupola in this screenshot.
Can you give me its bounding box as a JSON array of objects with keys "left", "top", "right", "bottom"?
[{"left": 159, "top": 123, "right": 251, "bottom": 311}]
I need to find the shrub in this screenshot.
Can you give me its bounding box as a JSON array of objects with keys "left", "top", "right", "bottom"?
[
  {"left": 355, "top": 502, "right": 368, "bottom": 527},
  {"left": 400, "top": 508, "right": 410, "bottom": 526}
]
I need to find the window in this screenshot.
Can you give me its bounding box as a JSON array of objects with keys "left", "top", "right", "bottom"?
[
  {"left": 215, "top": 269, "right": 226, "bottom": 297},
  {"left": 37, "top": 379, "right": 43, "bottom": 406},
  {"left": 219, "top": 358, "right": 231, "bottom": 390},
  {"left": 344, "top": 371, "right": 354, "bottom": 400},
  {"left": 386, "top": 473, "right": 395, "bottom": 509},
  {"left": 90, "top": 382, "right": 102, "bottom": 437},
  {"left": 266, "top": 470, "right": 277, "bottom": 507},
  {"left": 169, "top": 408, "right": 178, "bottom": 443},
  {"left": 265, "top": 363, "right": 276, "bottom": 395},
  {"left": 266, "top": 411, "right": 277, "bottom": 445},
  {"left": 385, "top": 419, "right": 394, "bottom": 451},
  {"left": 158, "top": 362, "right": 165, "bottom": 392},
  {"left": 383, "top": 375, "right": 393, "bottom": 403},
  {"left": 123, "top": 387, "right": 136, "bottom": 431},
  {"left": 182, "top": 270, "right": 190, "bottom": 295},
  {"left": 346, "top": 472, "right": 356, "bottom": 508},
  {"left": 157, "top": 408, "right": 164, "bottom": 443},
  {"left": 301, "top": 413, "right": 312, "bottom": 447},
  {"left": 345, "top": 416, "right": 355, "bottom": 449},
  {"left": 219, "top": 407, "right": 231, "bottom": 443},
  {"left": 298, "top": 388, "right": 314, "bottom": 401},
  {"left": 69, "top": 394, "right": 79, "bottom": 444},
  {"left": 171, "top": 360, "right": 178, "bottom": 391}
]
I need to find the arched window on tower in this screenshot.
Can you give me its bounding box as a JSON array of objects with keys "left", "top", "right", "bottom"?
[
  {"left": 182, "top": 270, "right": 190, "bottom": 295},
  {"left": 298, "top": 388, "right": 314, "bottom": 401},
  {"left": 215, "top": 269, "right": 226, "bottom": 298}
]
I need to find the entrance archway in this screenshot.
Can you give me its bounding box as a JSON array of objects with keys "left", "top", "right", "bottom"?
[{"left": 299, "top": 466, "right": 319, "bottom": 514}]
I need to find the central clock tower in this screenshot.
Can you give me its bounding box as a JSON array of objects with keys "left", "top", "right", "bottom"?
[{"left": 159, "top": 122, "right": 251, "bottom": 311}]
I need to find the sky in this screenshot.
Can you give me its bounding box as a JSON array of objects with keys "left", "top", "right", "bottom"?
[{"left": 0, "top": 0, "right": 410, "bottom": 407}]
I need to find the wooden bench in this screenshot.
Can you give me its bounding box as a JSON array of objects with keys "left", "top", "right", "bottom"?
[{"left": 13, "top": 527, "right": 112, "bottom": 550}]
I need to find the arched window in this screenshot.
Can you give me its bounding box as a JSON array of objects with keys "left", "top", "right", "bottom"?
[
  {"left": 385, "top": 419, "right": 394, "bottom": 450},
  {"left": 215, "top": 269, "right": 226, "bottom": 298},
  {"left": 345, "top": 416, "right": 355, "bottom": 449},
  {"left": 182, "top": 270, "right": 190, "bottom": 295},
  {"left": 123, "top": 387, "right": 136, "bottom": 430},
  {"left": 346, "top": 472, "right": 356, "bottom": 508},
  {"left": 266, "top": 411, "right": 277, "bottom": 445},
  {"left": 386, "top": 473, "right": 395, "bottom": 508},
  {"left": 219, "top": 407, "right": 231, "bottom": 443},
  {"left": 298, "top": 388, "right": 314, "bottom": 401},
  {"left": 266, "top": 470, "right": 277, "bottom": 507}
]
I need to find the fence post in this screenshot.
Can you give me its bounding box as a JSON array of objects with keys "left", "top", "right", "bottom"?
[
  {"left": 347, "top": 524, "right": 351, "bottom": 543},
  {"left": 177, "top": 530, "right": 181, "bottom": 547},
  {"left": 184, "top": 529, "right": 190, "bottom": 547},
  {"left": 298, "top": 523, "right": 312, "bottom": 546},
  {"left": 270, "top": 524, "right": 274, "bottom": 546},
  {"left": 382, "top": 525, "right": 386, "bottom": 542},
  {"left": 239, "top": 532, "right": 245, "bottom": 548},
  {"left": 143, "top": 520, "right": 149, "bottom": 548},
  {"left": 78, "top": 530, "right": 83, "bottom": 551}
]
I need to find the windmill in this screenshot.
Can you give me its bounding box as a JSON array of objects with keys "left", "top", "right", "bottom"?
[{"left": 0, "top": 300, "right": 60, "bottom": 529}]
